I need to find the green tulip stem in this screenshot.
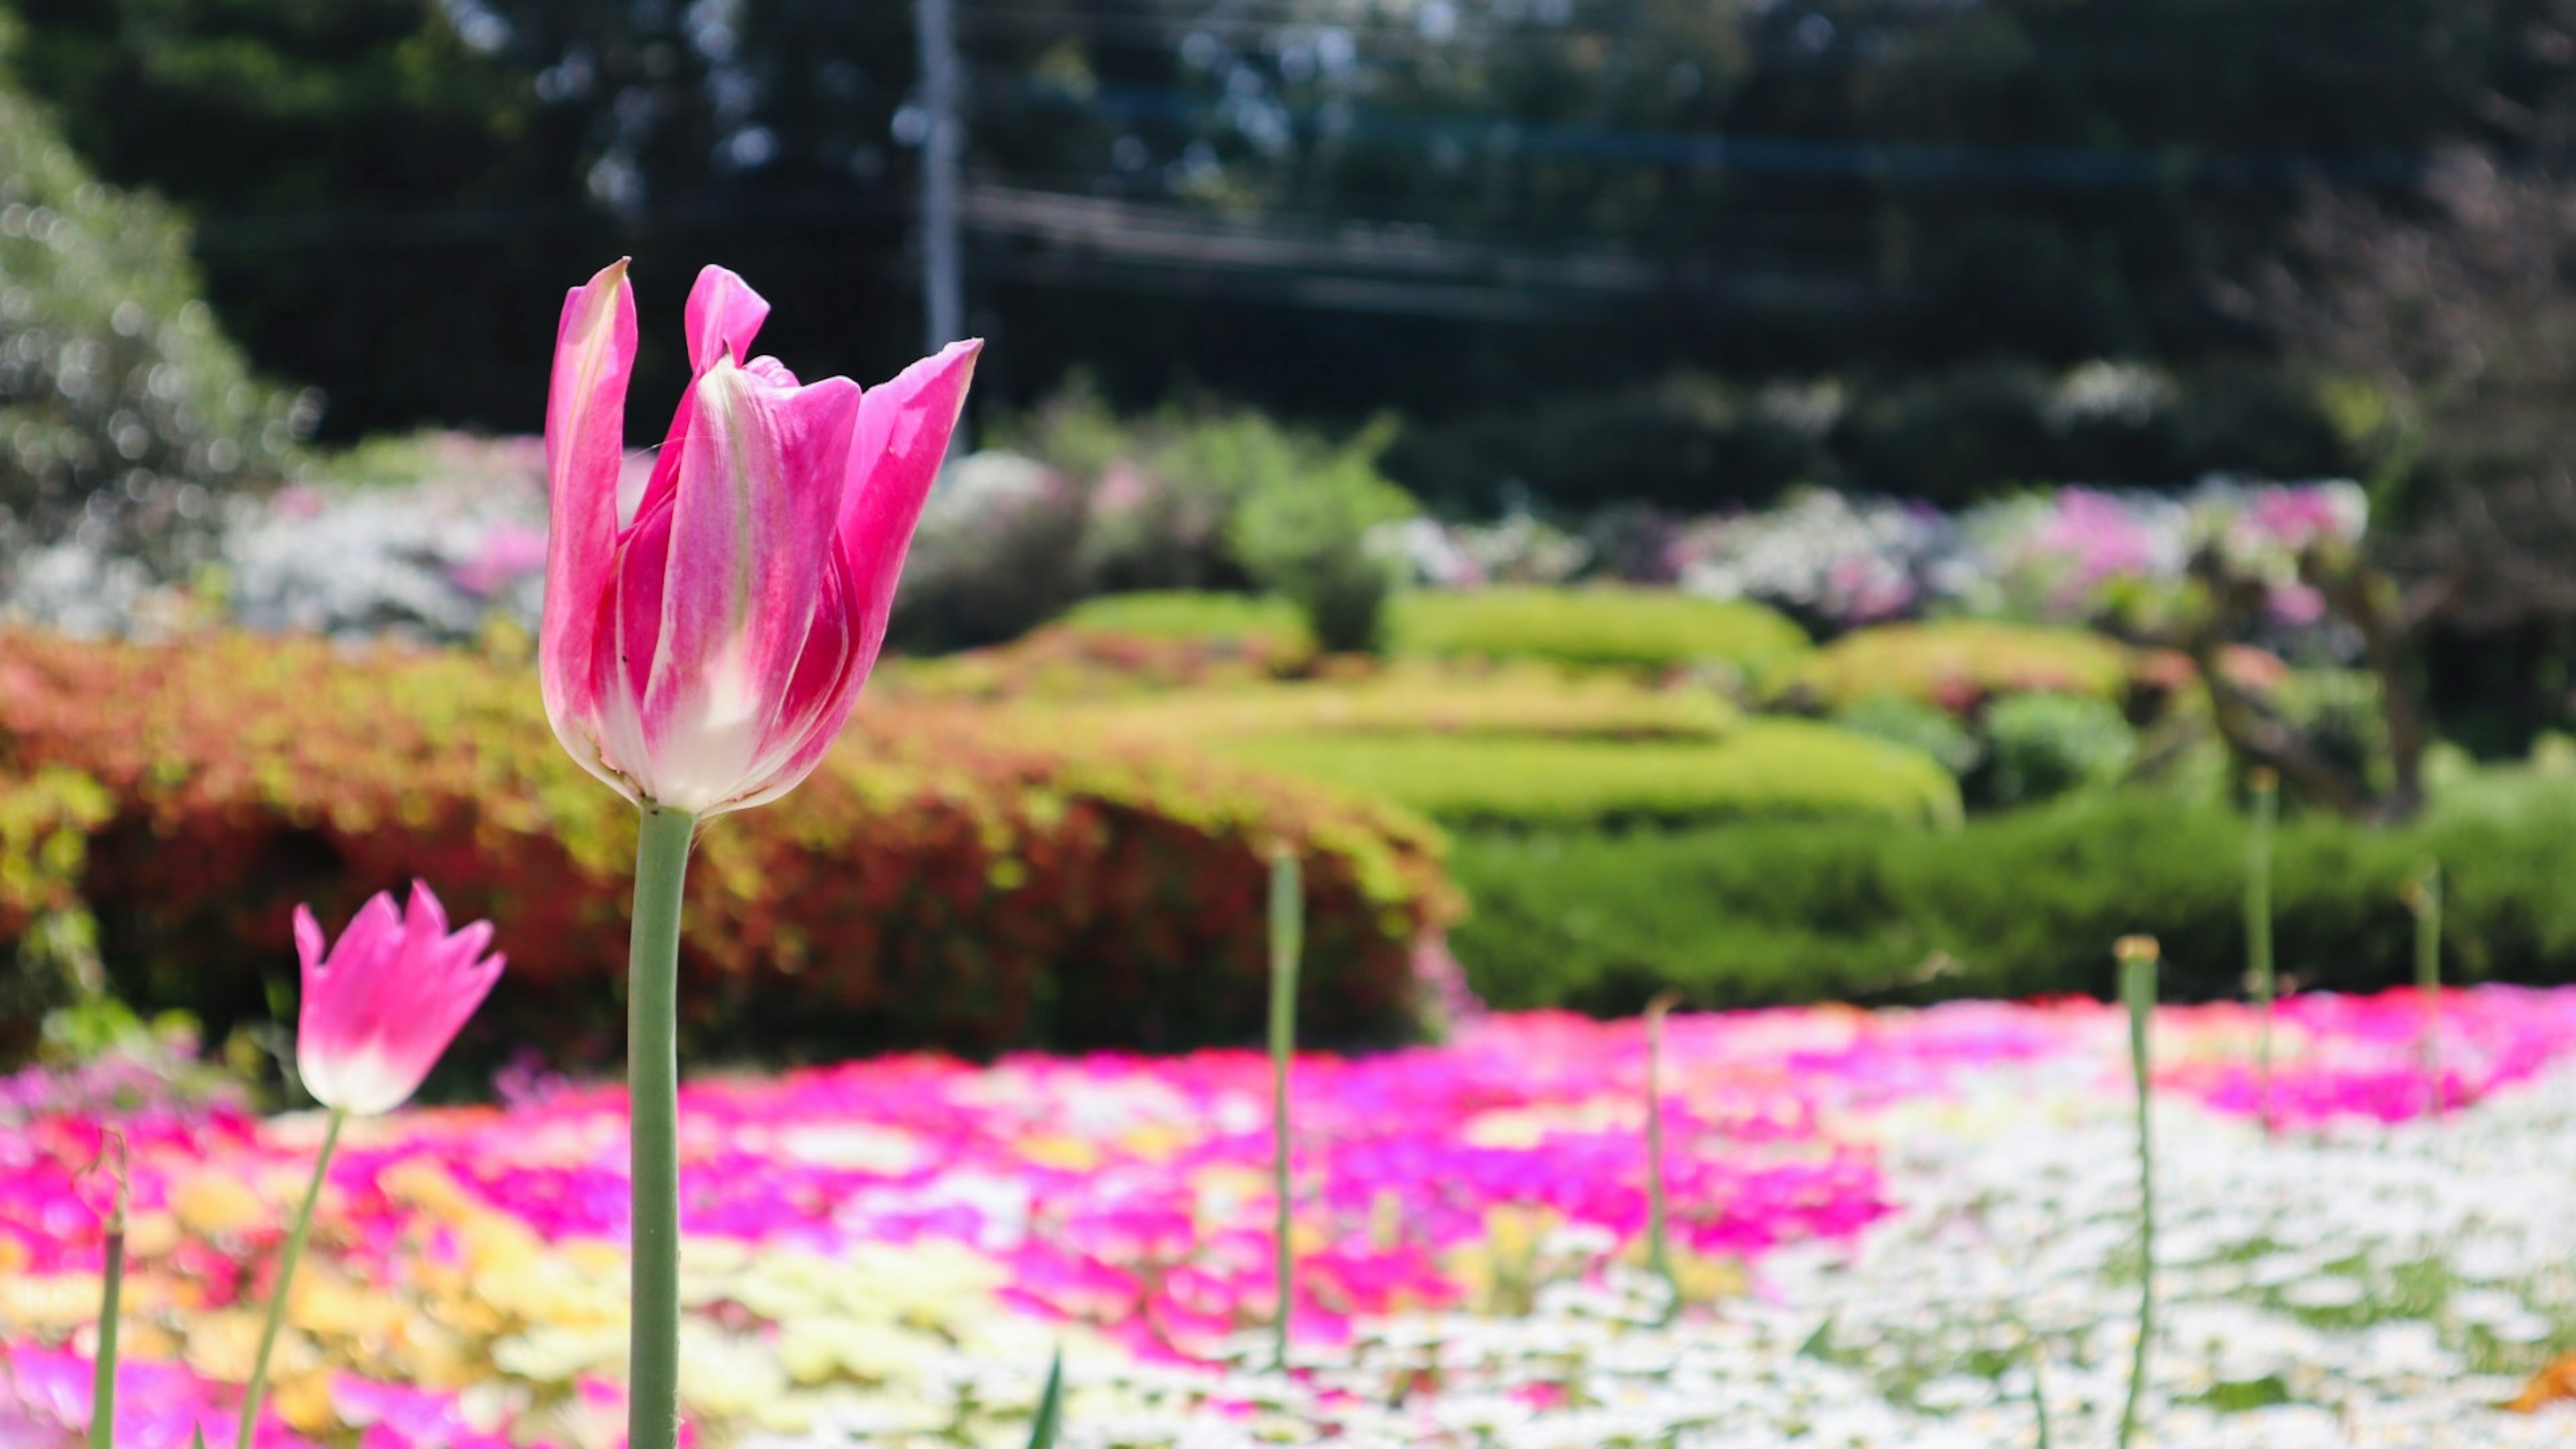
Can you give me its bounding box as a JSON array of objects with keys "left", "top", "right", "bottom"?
[
  {"left": 1269, "top": 851, "right": 1303, "bottom": 1374},
  {"left": 237, "top": 1108, "right": 344, "bottom": 1449},
  {"left": 2247, "top": 769, "right": 2278, "bottom": 1136},
  {"left": 628, "top": 805, "right": 696, "bottom": 1449},
  {"left": 1644, "top": 991, "right": 1681, "bottom": 1294},
  {"left": 88, "top": 1132, "right": 128, "bottom": 1449},
  {"left": 2117, "top": 938, "right": 2159, "bottom": 1449},
  {"left": 2411, "top": 860, "right": 2443, "bottom": 1121}
]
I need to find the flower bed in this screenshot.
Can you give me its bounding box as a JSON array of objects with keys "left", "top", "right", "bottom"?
[{"left": 9, "top": 985, "right": 2576, "bottom": 1446}]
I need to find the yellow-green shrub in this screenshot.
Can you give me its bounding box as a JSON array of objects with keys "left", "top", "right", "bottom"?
[
  {"left": 1388, "top": 587, "right": 1813, "bottom": 676},
  {"left": 1071, "top": 663, "right": 1735, "bottom": 743},
  {"left": 1770, "top": 620, "right": 2133, "bottom": 713},
  {"left": 1211, "top": 718, "right": 1962, "bottom": 829}
]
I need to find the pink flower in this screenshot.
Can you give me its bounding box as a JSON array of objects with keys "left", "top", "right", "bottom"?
[
  {"left": 449, "top": 523, "right": 549, "bottom": 598},
  {"left": 293, "top": 883, "right": 505, "bottom": 1116},
  {"left": 540, "top": 259, "right": 979, "bottom": 816}
]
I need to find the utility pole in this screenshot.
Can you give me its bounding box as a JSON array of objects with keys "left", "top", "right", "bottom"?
[
  {"left": 916, "top": 0, "right": 965, "bottom": 344},
  {"left": 914, "top": 0, "right": 969, "bottom": 466}
]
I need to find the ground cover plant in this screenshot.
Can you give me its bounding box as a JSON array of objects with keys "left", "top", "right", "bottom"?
[{"left": 13, "top": 986, "right": 2576, "bottom": 1446}]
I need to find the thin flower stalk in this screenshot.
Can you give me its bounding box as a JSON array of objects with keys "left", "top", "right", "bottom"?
[
  {"left": 235, "top": 1111, "right": 343, "bottom": 1449},
  {"left": 1269, "top": 851, "right": 1303, "bottom": 1373},
  {"left": 1644, "top": 990, "right": 1683, "bottom": 1299},
  {"left": 85, "top": 1130, "right": 127, "bottom": 1449},
  {"left": 2116, "top": 934, "right": 2160, "bottom": 1449},
  {"left": 2408, "top": 859, "right": 2444, "bottom": 1121},
  {"left": 2246, "top": 767, "right": 2278, "bottom": 1135}
]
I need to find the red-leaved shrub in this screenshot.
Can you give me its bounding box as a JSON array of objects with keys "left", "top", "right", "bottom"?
[{"left": 0, "top": 631, "right": 1456, "bottom": 1065}]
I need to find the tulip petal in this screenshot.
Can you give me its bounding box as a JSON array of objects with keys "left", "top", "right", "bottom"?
[
  {"left": 293, "top": 905, "right": 327, "bottom": 981},
  {"left": 684, "top": 265, "right": 769, "bottom": 375},
  {"left": 839, "top": 339, "right": 981, "bottom": 672},
  {"left": 641, "top": 362, "right": 861, "bottom": 811},
  {"left": 725, "top": 552, "right": 861, "bottom": 814},
  {"left": 293, "top": 889, "right": 506, "bottom": 1117},
  {"left": 541, "top": 258, "right": 638, "bottom": 788}
]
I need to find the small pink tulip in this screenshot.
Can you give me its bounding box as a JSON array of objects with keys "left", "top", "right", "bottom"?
[
  {"left": 541, "top": 258, "right": 979, "bottom": 816},
  {"left": 293, "top": 882, "right": 506, "bottom": 1116}
]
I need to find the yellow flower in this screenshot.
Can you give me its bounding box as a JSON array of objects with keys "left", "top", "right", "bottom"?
[
  {"left": 0, "top": 1273, "right": 103, "bottom": 1332},
  {"left": 173, "top": 1173, "right": 269, "bottom": 1238}
]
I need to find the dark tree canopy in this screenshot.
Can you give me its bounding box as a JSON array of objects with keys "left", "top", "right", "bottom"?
[{"left": 1, "top": 0, "right": 2560, "bottom": 499}]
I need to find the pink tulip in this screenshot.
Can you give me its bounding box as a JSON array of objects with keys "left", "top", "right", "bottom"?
[
  {"left": 293, "top": 883, "right": 505, "bottom": 1116},
  {"left": 540, "top": 258, "right": 979, "bottom": 816}
]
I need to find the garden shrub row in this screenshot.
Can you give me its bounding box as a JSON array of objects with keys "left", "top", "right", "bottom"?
[
  {"left": 1384, "top": 588, "right": 1814, "bottom": 677},
  {"left": 1449, "top": 782, "right": 2576, "bottom": 1014},
  {"left": 1212, "top": 718, "right": 1964, "bottom": 830},
  {"left": 1075, "top": 664, "right": 1736, "bottom": 743},
  {"left": 1057, "top": 587, "right": 1815, "bottom": 678},
  {"left": 0, "top": 631, "right": 1457, "bottom": 1065},
  {"left": 1769, "top": 620, "right": 2135, "bottom": 712}
]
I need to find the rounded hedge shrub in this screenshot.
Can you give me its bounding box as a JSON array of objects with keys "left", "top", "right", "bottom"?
[
  {"left": 1770, "top": 619, "right": 2133, "bottom": 712},
  {"left": 1211, "top": 717, "right": 1963, "bottom": 830},
  {"left": 1979, "top": 692, "right": 2137, "bottom": 805},
  {"left": 1387, "top": 587, "right": 1814, "bottom": 678}
]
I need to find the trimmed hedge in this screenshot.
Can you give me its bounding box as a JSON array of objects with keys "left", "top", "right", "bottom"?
[
  {"left": 0, "top": 631, "right": 1456, "bottom": 1063},
  {"left": 1770, "top": 620, "right": 2134, "bottom": 712},
  {"left": 1450, "top": 782, "right": 2576, "bottom": 1015},
  {"left": 1211, "top": 718, "right": 1964, "bottom": 830},
  {"left": 1077, "top": 664, "right": 1736, "bottom": 743},
  {"left": 881, "top": 620, "right": 1307, "bottom": 701},
  {"left": 1058, "top": 586, "right": 1817, "bottom": 679},
  {"left": 1059, "top": 591, "right": 1317, "bottom": 655},
  {"left": 1387, "top": 587, "right": 1813, "bottom": 676}
]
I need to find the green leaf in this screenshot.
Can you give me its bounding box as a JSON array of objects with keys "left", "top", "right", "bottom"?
[{"left": 1024, "top": 1348, "right": 1065, "bottom": 1449}]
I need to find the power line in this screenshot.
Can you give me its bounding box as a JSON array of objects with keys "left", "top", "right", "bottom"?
[{"left": 1012, "top": 78, "right": 2425, "bottom": 190}]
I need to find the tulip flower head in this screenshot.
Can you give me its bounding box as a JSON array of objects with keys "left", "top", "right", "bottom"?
[
  {"left": 542, "top": 259, "right": 979, "bottom": 816},
  {"left": 293, "top": 883, "right": 506, "bottom": 1116}
]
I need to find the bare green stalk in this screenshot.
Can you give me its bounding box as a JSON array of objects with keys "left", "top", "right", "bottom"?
[
  {"left": 2408, "top": 859, "right": 2443, "bottom": 1121},
  {"left": 1269, "top": 851, "right": 1303, "bottom": 1373},
  {"left": 2246, "top": 768, "right": 2278, "bottom": 1135},
  {"left": 237, "top": 1108, "right": 345, "bottom": 1449},
  {"left": 2115, "top": 935, "right": 2160, "bottom": 1449},
  {"left": 87, "top": 1131, "right": 127, "bottom": 1449},
  {"left": 1644, "top": 991, "right": 1682, "bottom": 1297},
  {"left": 627, "top": 805, "right": 698, "bottom": 1449}
]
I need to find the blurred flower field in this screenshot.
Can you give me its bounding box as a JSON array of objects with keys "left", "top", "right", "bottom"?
[{"left": 11, "top": 986, "right": 2576, "bottom": 1448}]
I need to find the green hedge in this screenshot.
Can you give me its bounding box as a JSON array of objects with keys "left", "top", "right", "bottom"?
[
  {"left": 1387, "top": 588, "right": 1813, "bottom": 676},
  {"left": 1060, "top": 591, "right": 1318, "bottom": 653},
  {"left": 1059, "top": 587, "right": 1816, "bottom": 678},
  {"left": 1076, "top": 665, "right": 1735, "bottom": 743},
  {"left": 1450, "top": 781, "right": 2576, "bottom": 1014},
  {"left": 1212, "top": 718, "right": 1963, "bottom": 830},
  {"left": 1770, "top": 620, "right": 2135, "bottom": 712},
  {"left": 0, "top": 631, "right": 1456, "bottom": 1065}
]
